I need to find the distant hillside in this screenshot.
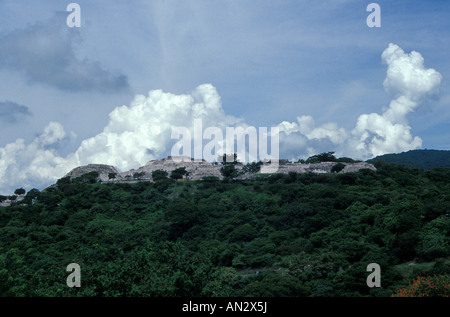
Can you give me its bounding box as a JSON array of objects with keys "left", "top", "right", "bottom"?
[{"left": 368, "top": 149, "right": 450, "bottom": 169}]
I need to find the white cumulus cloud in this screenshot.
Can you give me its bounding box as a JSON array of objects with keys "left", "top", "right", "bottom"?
[
  {"left": 0, "top": 44, "right": 443, "bottom": 194},
  {"left": 0, "top": 84, "right": 245, "bottom": 193},
  {"left": 349, "top": 43, "right": 442, "bottom": 158},
  {"left": 277, "top": 43, "right": 442, "bottom": 160},
  {"left": 72, "top": 84, "right": 244, "bottom": 171},
  {"left": 0, "top": 122, "right": 78, "bottom": 192}
]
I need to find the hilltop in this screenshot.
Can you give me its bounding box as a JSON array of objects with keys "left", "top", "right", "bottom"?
[
  {"left": 62, "top": 155, "right": 377, "bottom": 183},
  {"left": 0, "top": 153, "right": 376, "bottom": 206},
  {"left": 367, "top": 149, "right": 450, "bottom": 170},
  {"left": 64, "top": 164, "right": 121, "bottom": 182}
]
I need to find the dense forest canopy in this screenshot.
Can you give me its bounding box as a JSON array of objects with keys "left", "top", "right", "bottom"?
[{"left": 0, "top": 158, "right": 449, "bottom": 297}]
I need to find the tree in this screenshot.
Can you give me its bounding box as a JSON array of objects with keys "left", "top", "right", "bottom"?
[
  {"left": 56, "top": 176, "right": 71, "bottom": 185},
  {"left": 331, "top": 163, "right": 345, "bottom": 173},
  {"left": 73, "top": 171, "right": 100, "bottom": 184},
  {"left": 337, "top": 157, "right": 360, "bottom": 163},
  {"left": 108, "top": 173, "right": 117, "bottom": 181},
  {"left": 170, "top": 167, "right": 189, "bottom": 180},
  {"left": 229, "top": 223, "right": 257, "bottom": 242},
  {"left": 242, "top": 161, "right": 262, "bottom": 174},
  {"left": 133, "top": 172, "right": 146, "bottom": 180},
  {"left": 151, "top": 170, "right": 168, "bottom": 182},
  {"left": 305, "top": 152, "right": 337, "bottom": 163},
  {"left": 163, "top": 202, "right": 202, "bottom": 240},
  {"left": 220, "top": 164, "right": 238, "bottom": 179},
  {"left": 21, "top": 188, "right": 40, "bottom": 205},
  {"left": 415, "top": 228, "right": 449, "bottom": 261},
  {"left": 25, "top": 188, "right": 40, "bottom": 199},
  {"left": 244, "top": 272, "right": 309, "bottom": 297},
  {"left": 277, "top": 202, "right": 314, "bottom": 230},
  {"left": 14, "top": 188, "right": 26, "bottom": 196}
]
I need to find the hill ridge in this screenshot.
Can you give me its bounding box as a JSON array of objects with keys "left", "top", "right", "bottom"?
[
  {"left": 63, "top": 156, "right": 377, "bottom": 182},
  {"left": 368, "top": 149, "right": 450, "bottom": 169}
]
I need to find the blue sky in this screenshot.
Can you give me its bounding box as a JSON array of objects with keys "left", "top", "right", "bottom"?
[{"left": 0, "top": 0, "right": 449, "bottom": 193}]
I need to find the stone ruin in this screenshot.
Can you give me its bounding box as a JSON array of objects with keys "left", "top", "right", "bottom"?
[
  {"left": 62, "top": 156, "right": 377, "bottom": 183},
  {"left": 0, "top": 157, "right": 377, "bottom": 206}
]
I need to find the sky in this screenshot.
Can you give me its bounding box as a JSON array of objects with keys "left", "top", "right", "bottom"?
[{"left": 0, "top": 0, "right": 449, "bottom": 193}]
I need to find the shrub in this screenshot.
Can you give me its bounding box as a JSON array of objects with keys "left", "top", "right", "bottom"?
[
  {"left": 14, "top": 188, "right": 26, "bottom": 195},
  {"left": 242, "top": 162, "right": 262, "bottom": 174},
  {"left": 170, "top": 167, "right": 188, "bottom": 180},
  {"left": 305, "top": 152, "right": 337, "bottom": 163},
  {"left": 73, "top": 171, "right": 100, "bottom": 184},
  {"left": 392, "top": 274, "right": 450, "bottom": 297},
  {"left": 331, "top": 163, "right": 345, "bottom": 173},
  {"left": 220, "top": 164, "right": 238, "bottom": 179},
  {"left": 133, "top": 172, "right": 146, "bottom": 180},
  {"left": 229, "top": 224, "right": 257, "bottom": 242},
  {"left": 151, "top": 170, "right": 167, "bottom": 181},
  {"left": 244, "top": 272, "right": 309, "bottom": 297}
]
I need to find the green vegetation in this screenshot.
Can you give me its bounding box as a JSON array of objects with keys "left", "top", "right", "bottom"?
[
  {"left": 219, "top": 153, "right": 239, "bottom": 179},
  {"left": 297, "top": 152, "right": 361, "bottom": 164},
  {"left": 242, "top": 161, "right": 263, "bottom": 174},
  {"left": 0, "top": 161, "right": 449, "bottom": 297},
  {"left": 14, "top": 188, "right": 26, "bottom": 196},
  {"left": 170, "top": 167, "right": 189, "bottom": 180},
  {"left": 368, "top": 149, "right": 450, "bottom": 170},
  {"left": 331, "top": 163, "right": 345, "bottom": 174},
  {"left": 151, "top": 169, "right": 168, "bottom": 181},
  {"left": 220, "top": 164, "right": 239, "bottom": 179},
  {"left": 133, "top": 172, "right": 146, "bottom": 180},
  {"left": 392, "top": 274, "right": 449, "bottom": 297}
]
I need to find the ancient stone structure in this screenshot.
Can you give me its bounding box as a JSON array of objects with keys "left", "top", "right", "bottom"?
[
  {"left": 119, "top": 156, "right": 223, "bottom": 181},
  {"left": 63, "top": 164, "right": 121, "bottom": 182},
  {"left": 62, "top": 156, "right": 377, "bottom": 183},
  {"left": 0, "top": 194, "right": 25, "bottom": 207},
  {"left": 0, "top": 158, "right": 377, "bottom": 207}
]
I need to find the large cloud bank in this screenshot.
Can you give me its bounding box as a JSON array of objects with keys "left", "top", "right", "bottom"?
[
  {"left": 278, "top": 43, "right": 442, "bottom": 159},
  {"left": 0, "top": 44, "right": 442, "bottom": 193},
  {"left": 0, "top": 85, "right": 245, "bottom": 192}
]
